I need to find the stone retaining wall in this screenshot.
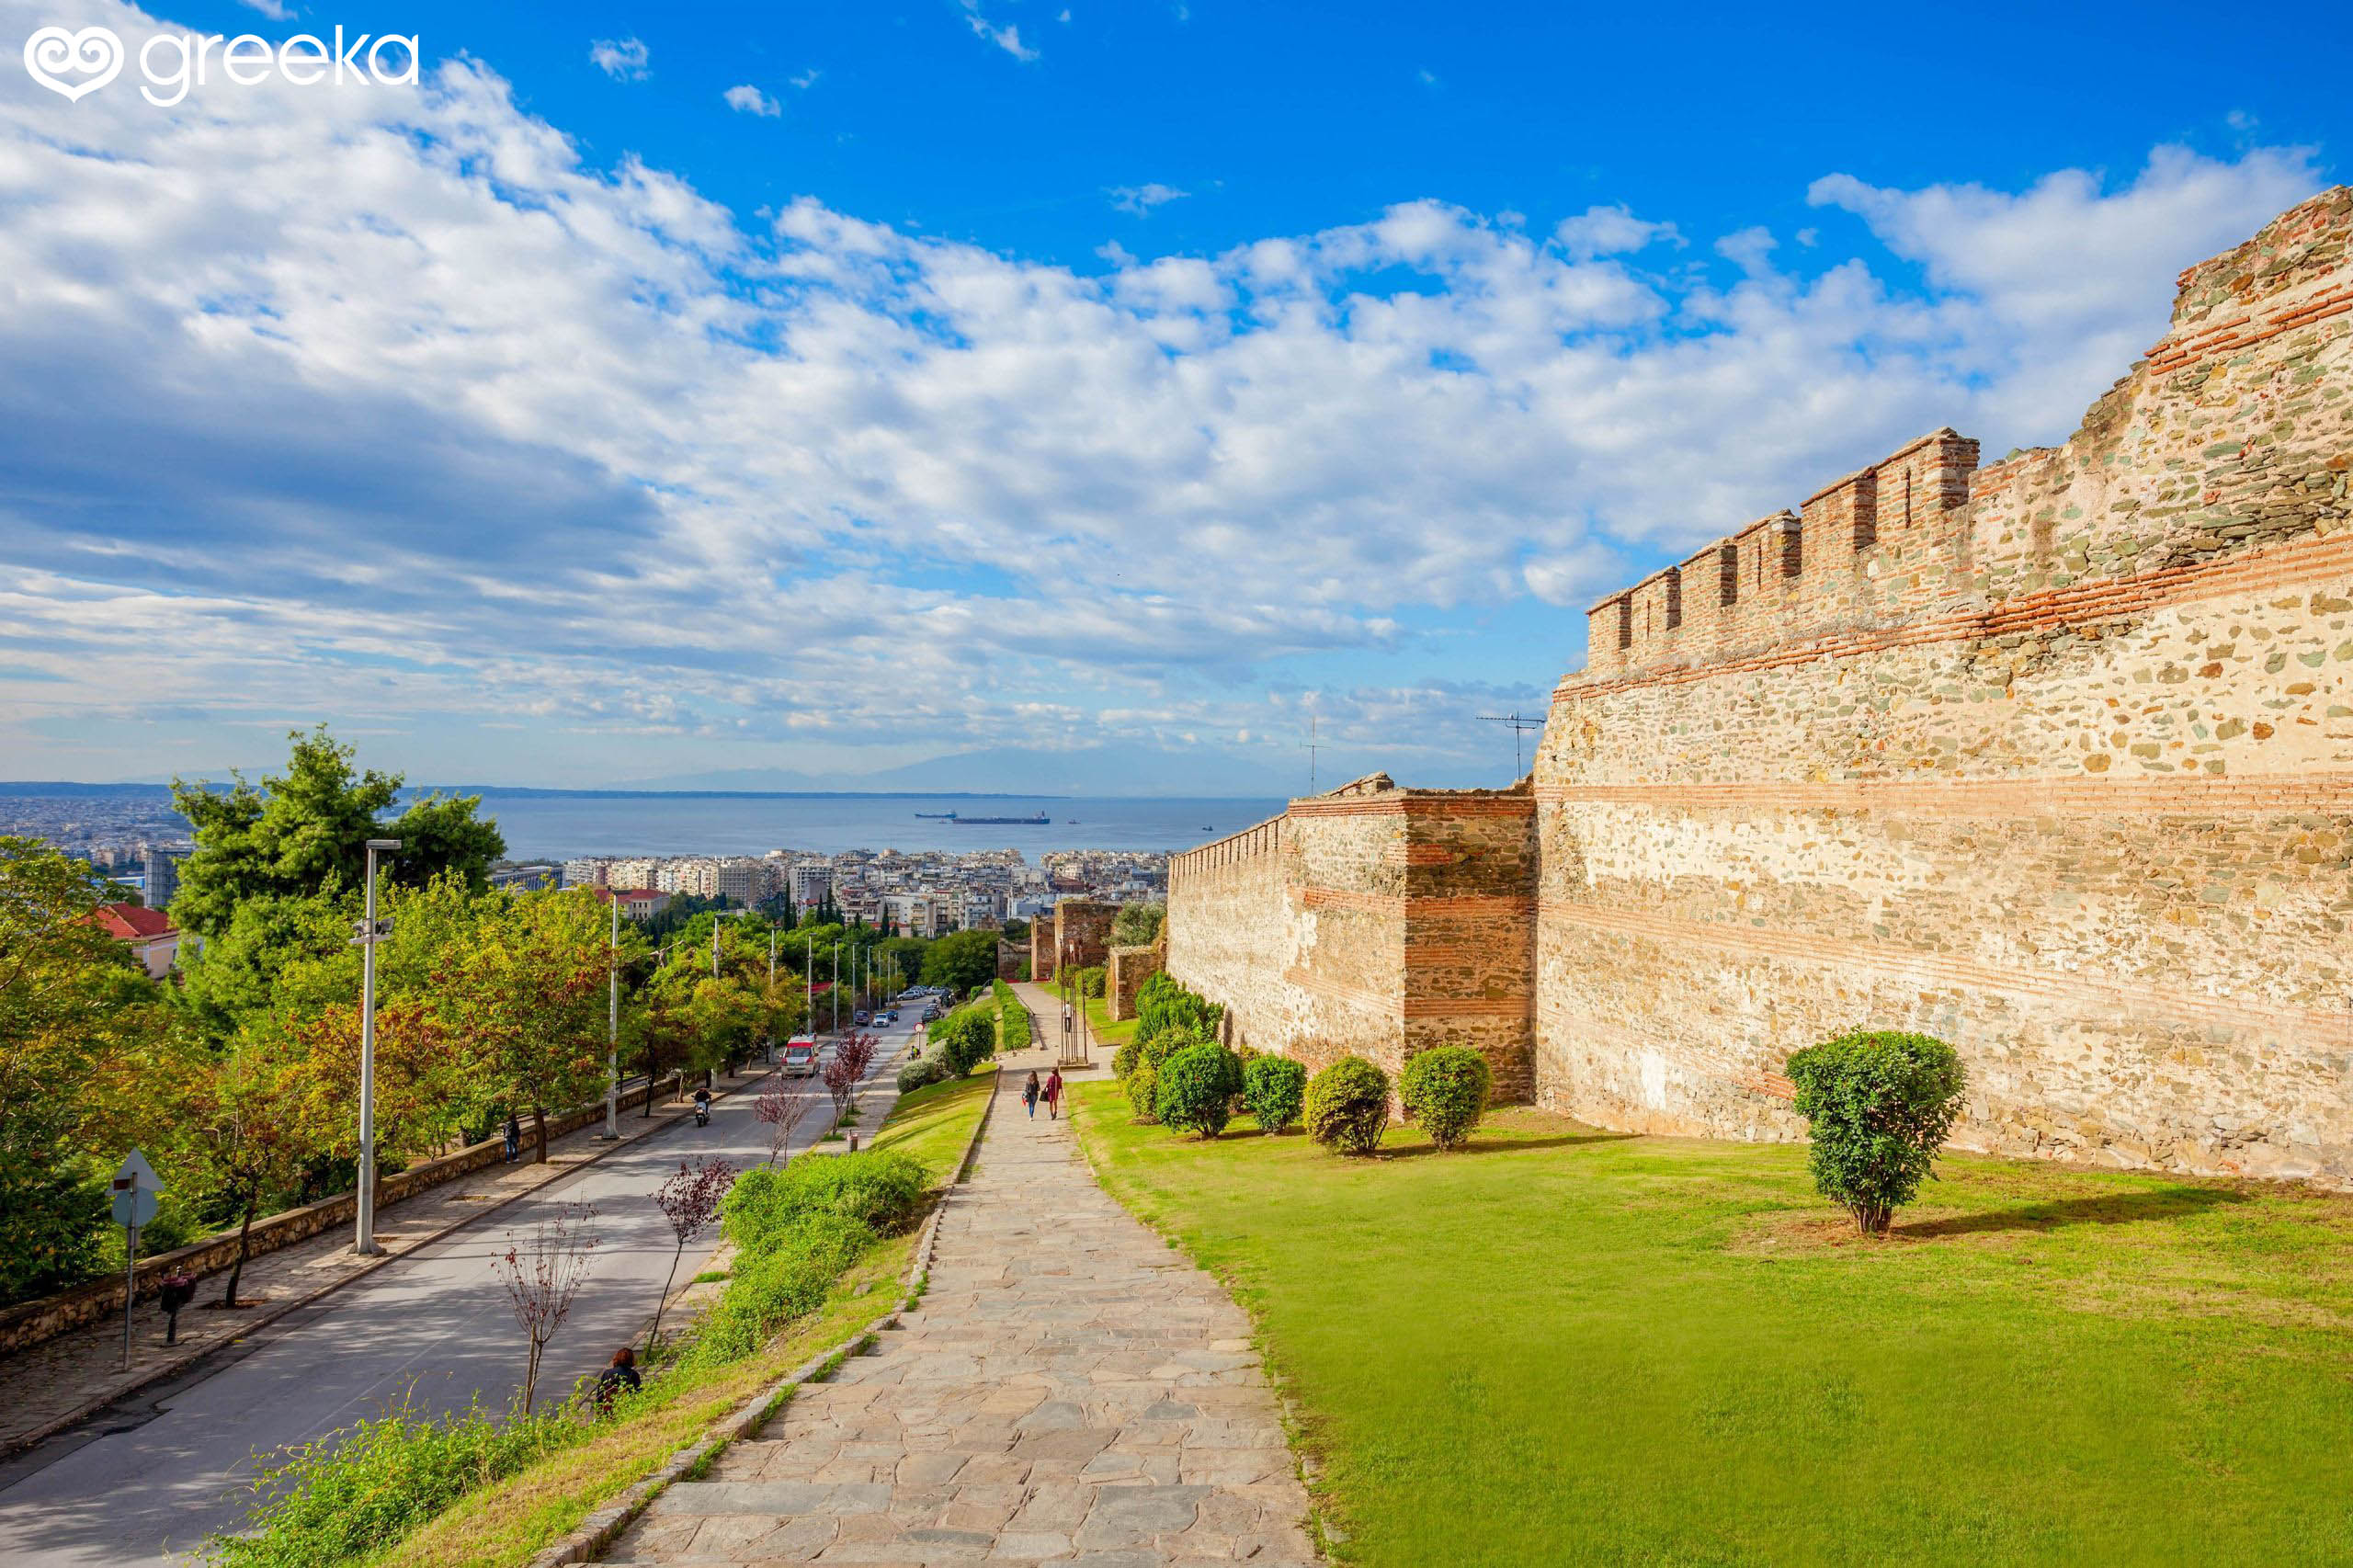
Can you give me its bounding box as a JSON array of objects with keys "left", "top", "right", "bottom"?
[{"left": 0, "top": 1076, "right": 676, "bottom": 1359}]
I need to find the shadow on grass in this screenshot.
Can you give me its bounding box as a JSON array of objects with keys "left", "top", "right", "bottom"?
[
  {"left": 1901, "top": 1185, "right": 2249, "bottom": 1239},
  {"left": 1372, "top": 1131, "right": 1643, "bottom": 1160}
]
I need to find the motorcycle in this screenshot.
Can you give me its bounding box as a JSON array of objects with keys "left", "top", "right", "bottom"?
[{"left": 692, "top": 1091, "right": 711, "bottom": 1129}]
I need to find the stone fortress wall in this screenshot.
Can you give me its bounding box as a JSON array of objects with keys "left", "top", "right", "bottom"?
[
  {"left": 1167, "top": 774, "right": 1539, "bottom": 1103},
  {"left": 1167, "top": 188, "right": 2353, "bottom": 1185}
]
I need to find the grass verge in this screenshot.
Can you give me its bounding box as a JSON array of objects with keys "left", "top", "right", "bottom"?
[
  {"left": 1071, "top": 1082, "right": 2353, "bottom": 1568},
  {"left": 218, "top": 1067, "right": 995, "bottom": 1568}
]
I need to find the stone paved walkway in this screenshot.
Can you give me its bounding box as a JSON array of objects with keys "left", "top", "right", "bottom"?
[{"left": 608, "top": 1053, "right": 1319, "bottom": 1566}]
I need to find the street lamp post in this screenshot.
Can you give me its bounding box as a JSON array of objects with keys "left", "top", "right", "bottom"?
[
  {"left": 353, "top": 837, "right": 402, "bottom": 1256},
  {"left": 603, "top": 893, "right": 620, "bottom": 1139}
]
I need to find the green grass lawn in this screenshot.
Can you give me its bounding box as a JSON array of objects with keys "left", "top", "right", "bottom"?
[
  {"left": 1071, "top": 1084, "right": 2353, "bottom": 1568},
  {"left": 1083, "top": 995, "right": 1136, "bottom": 1047}
]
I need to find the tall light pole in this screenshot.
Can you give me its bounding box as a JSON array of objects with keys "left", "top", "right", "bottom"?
[
  {"left": 603, "top": 892, "right": 620, "bottom": 1140},
  {"left": 352, "top": 837, "right": 401, "bottom": 1256}
]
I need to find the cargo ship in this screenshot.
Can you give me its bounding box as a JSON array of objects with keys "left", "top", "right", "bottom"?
[{"left": 910, "top": 810, "right": 1052, "bottom": 824}]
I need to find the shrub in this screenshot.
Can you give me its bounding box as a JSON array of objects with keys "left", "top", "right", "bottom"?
[
  {"left": 684, "top": 1210, "right": 874, "bottom": 1367},
  {"left": 1399, "top": 1047, "right": 1493, "bottom": 1152},
  {"left": 1155, "top": 1043, "right": 1244, "bottom": 1139},
  {"left": 1785, "top": 1030, "right": 1968, "bottom": 1236},
  {"left": 1305, "top": 1056, "right": 1391, "bottom": 1155},
  {"left": 932, "top": 1006, "right": 997, "bottom": 1074},
  {"left": 1066, "top": 965, "right": 1107, "bottom": 1000},
  {"left": 993, "top": 980, "right": 1033, "bottom": 1051},
  {"left": 1135, "top": 973, "right": 1223, "bottom": 1043},
  {"left": 896, "top": 1056, "right": 951, "bottom": 1095},
  {"left": 202, "top": 1396, "right": 574, "bottom": 1568},
  {"left": 1243, "top": 1055, "right": 1308, "bottom": 1135},
  {"left": 1137, "top": 1023, "right": 1202, "bottom": 1074},
  {"left": 1112, "top": 1038, "right": 1144, "bottom": 1080},
  {"left": 1125, "top": 1062, "right": 1161, "bottom": 1124},
  {"left": 1229, "top": 1042, "right": 1261, "bottom": 1115},
  {"left": 722, "top": 1149, "right": 928, "bottom": 1241}
]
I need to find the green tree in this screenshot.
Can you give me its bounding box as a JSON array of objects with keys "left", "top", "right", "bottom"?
[
  {"left": 437, "top": 892, "right": 608, "bottom": 1163},
  {"left": 920, "top": 928, "right": 998, "bottom": 995},
  {"left": 0, "top": 837, "right": 184, "bottom": 1304},
  {"left": 1109, "top": 902, "right": 1165, "bottom": 948},
  {"left": 170, "top": 725, "right": 504, "bottom": 942}
]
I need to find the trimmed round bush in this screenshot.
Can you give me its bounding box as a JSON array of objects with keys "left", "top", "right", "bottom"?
[
  {"left": 1305, "top": 1055, "right": 1391, "bottom": 1155},
  {"left": 1399, "top": 1047, "right": 1492, "bottom": 1151},
  {"left": 1242, "top": 1055, "right": 1308, "bottom": 1135},
  {"left": 1155, "top": 1043, "right": 1244, "bottom": 1139},
  {"left": 896, "top": 1056, "right": 951, "bottom": 1095},
  {"left": 1125, "top": 1062, "right": 1161, "bottom": 1124},
  {"left": 1111, "top": 1038, "right": 1144, "bottom": 1081},
  {"left": 1785, "top": 1029, "right": 1967, "bottom": 1236}
]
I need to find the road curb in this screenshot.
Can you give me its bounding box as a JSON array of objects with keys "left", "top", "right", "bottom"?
[
  {"left": 525, "top": 1062, "right": 1003, "bottom": 1568},
  {"left": 0, "top": 1068, "right": 776, "bottom": 1464}
]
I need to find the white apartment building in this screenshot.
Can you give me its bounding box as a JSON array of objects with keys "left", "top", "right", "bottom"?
[
  {"left": 717, "top": 857, "right": 768, "bottom": 907},
  {"left": 608, "top": 858, "right": 659, "bottom": 892},
  {"left": 790, "top": 864, "right": 832, "bottom": 906}
]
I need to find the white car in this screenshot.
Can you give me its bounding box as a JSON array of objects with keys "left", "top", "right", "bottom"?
[{"left": 780, "top": 1038, "right": 820, "bottom": 1077}]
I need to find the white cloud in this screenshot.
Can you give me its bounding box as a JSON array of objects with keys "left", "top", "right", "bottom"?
[
  {"left": 1555, "top": 203, "right": 1681, "bottom": 260},
  {"left": 724, "top": 84, "right": 781, "bottom": 118},
  {"left": 239, "top": 0, "right": 292, "bottom": 17},
  {"left": 590, "top": 37, "right": 649, "bottom": 81},
  {"left": 0, "top": 0, "right": 2327, "bottom": 781},
  {"left": 959, "top": 0, "right": 1039, "bottom": 61},
  {"left": 790, "top": 67, "right": 822, "bottom": 90},
  {"left": 1108, "top": 182, "right": 1188, "bottom": 216}
]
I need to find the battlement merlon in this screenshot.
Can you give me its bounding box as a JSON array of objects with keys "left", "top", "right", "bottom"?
[{"left": 1576, "top": 427, "right": 1980, "bottom": 683}]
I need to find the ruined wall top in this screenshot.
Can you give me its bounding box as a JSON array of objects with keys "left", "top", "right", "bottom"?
[{"left": 1565, "top": 185, "right": 2353, "bottom": 692}]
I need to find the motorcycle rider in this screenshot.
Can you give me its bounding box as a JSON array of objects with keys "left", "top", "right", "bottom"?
[{"left": 692, "top": 1085, "right": 711, "bottom": 1127}]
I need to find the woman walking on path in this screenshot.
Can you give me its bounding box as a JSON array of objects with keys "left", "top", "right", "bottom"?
[
  {"left": 503, "top": 1112, "right": 521, "bottom": 1163},
  {"left": 1043, "top": 1067, "right": 1063, "bottom": 1120},
  {"left": 1023, "top": 1071, "right": 1041, "bottom": 1119}
]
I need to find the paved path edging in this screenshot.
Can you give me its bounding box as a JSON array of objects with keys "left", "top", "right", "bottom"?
[
  {"left": 1, "top": 1070, "right": 774, "bottom": 1463},
  {"left": 525, "top": 1066, "right": 1002, "bottom": 1568}
]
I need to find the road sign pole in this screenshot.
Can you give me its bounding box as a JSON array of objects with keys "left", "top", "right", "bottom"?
[{"left": 121, "top": 1221, "right": 139, "bottom": 1369}]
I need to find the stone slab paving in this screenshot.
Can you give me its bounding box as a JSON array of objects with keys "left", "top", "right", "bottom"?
[{"left": 606, "top": 1055, "right": 1318, "bottom": 1567}]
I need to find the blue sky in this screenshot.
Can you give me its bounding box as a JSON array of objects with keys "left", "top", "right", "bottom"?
[{"left": 0, "top": 0, "right": 2345, "bottom": 790}]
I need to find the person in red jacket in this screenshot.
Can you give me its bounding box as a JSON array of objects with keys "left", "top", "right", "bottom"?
[{"left": 1043, "top": 1067, "right": 1063, "bottom": 1120}]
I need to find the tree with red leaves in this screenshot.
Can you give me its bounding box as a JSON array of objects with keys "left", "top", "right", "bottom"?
[
  {"left": 753, "top": 1086, "right": 816, "bottom": 1168},
  {"left": 647, "top": 1156, "right": 735, "bottom": 1348},
  {"left": 823, "top": 1030, "right": 878, "bottom": 1127},
  {"left": 493, "top": 1201, "right": 597, "bottom": 1413}
]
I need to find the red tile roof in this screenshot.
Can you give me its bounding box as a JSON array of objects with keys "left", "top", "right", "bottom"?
[{"left": 94, "top": 902, "right": 176, "bottom": 941}]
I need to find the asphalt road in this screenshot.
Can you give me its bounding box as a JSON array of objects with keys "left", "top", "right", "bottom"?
[{"left": 0, "top": 1016, "right": 923, "bottom": 1568}]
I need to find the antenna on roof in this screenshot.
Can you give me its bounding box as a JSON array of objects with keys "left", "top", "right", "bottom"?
[
  {"left": 1476, "top": 711, "right": 1546, "bottom": 777},
  {"left": 1300, "top": 714, "right": 1322, "bottom": 792}
]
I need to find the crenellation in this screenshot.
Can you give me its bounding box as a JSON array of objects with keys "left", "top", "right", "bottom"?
[{"left": 1166, "top": 187, "right": 2353, "bottom": 1184}]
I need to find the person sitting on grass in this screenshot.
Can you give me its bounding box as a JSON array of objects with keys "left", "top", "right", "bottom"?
[{"left": 594, "top": 1346, "right": 640, "bottom": 1414}]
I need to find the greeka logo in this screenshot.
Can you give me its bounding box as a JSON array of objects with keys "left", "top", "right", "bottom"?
[{"left": 21, "top": 22, "right": 419, "bottom": 107}]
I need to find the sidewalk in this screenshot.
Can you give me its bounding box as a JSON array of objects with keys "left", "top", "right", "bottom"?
[
  {"left": 603, "top": 1040, "right": 1316, "bottom": 1565},
  {"left": 0, "top": 1064, "right": 774, "bottom": 1459}
]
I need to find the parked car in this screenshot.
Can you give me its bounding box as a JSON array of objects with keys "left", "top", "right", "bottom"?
[
  {"left": 781, "top": 1038, "right": 820, "bottom": 1077},
  {"left": 853, "top": 1009, "right": 870, "bottom": 1026}
]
